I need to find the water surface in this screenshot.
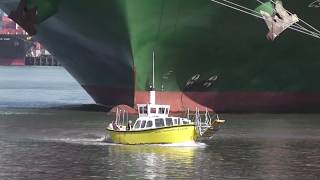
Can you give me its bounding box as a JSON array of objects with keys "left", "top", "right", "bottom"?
[
  {"left": 0, "top": 66, "right": 319, "bottom": 179},
  {"left": 0, "top": 66, "right": 94, "bottom": 108},
  {"left": 0, "top": 110, "right": 319, "bottom": 179}
]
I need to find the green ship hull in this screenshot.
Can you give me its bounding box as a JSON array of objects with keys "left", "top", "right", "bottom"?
[{"left": 0, "top": 0, "right": 319, "bottom": 112}]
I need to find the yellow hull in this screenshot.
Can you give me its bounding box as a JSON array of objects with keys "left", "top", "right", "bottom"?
[{"left": 106, "top": 124, "right": 198, "bottom": 145}]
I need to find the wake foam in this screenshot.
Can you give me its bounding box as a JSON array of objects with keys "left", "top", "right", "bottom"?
[
  {"left": 41, "top": 135, "right": 120, "bottom": 146},
  {"left": 41, "top": 136, "right": 206, "bottom": 147},
  {"left": 153, "top": 142, "right": 206, "bottom": 147}
]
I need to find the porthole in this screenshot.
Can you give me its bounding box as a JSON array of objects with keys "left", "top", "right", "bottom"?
[
  {"left": 208, "top": 75, "right": 218, "bottom": 81},
  {"left": 203, "top": 82, "right": 212, "bottom": 88},
  {"left": 185, "top": 74, "right": 201, "bottom": 88},
  {"left": 191, "top": 74, "right": 200, "bottom": 81}
]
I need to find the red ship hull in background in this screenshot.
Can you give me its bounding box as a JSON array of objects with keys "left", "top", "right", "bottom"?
[{"left": 0, "top": 14, "right": 33, "bottom": 66}]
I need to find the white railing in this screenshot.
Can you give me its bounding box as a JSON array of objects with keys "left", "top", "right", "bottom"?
[
  {"left": 192, "top": 107, "right": 220, "bottom": 137},
  {"left": 114, "top": 108, "right": 129, "bottom": 129}
]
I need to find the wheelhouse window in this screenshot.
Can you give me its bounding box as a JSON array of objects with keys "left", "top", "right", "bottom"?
[
  {"left": 134, "top": 120, "right": 141, "bottom": 129},
  {"left": 165, "top": 118, "right": 173, "bottom": 126},
  {"left": 146, "top": 121, "right": 153, "bottom": 128},
  {"left": 139, "top": 106, "right": 148, "bottom": 114},
  {"left": 159, "top": 108, "right": 165, "bottom": 114},
  {"left": 150, "top": 108, "right": 157, "bottom": 114},
  {"left": 165, "top": 108, "right": 169, "bottom": 114},
  {"left": 155, "top": 118, "right": 165, "bottom": 127}
]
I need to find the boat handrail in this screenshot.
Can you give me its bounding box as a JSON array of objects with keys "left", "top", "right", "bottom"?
[
  {"left": 192, "top": 107, "right": 222, "bottom": 137},
  {"left": 114, "top": 107, "right": 129, "bottom": 129}
]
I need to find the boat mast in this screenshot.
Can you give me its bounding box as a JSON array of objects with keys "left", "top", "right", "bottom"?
[
  {"left": 149, "top": 51, "right": 156, "bottom": 104},
  {"left": 153, "top": 51, "right": 155, "bottom": 89}
]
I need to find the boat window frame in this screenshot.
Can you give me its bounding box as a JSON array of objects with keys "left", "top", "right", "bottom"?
[
  {"left": 143, "top": 106, "right": 148, "bottom": 114},
  {"left": 140, "top": 120, "right": 147, "bottom": 129},
  {"left": 173, "top": 118, "right": 178, "bottom": 125},
  {"left": 182, "top": 119, "right": 190, "bottom": 125},
  {"left": 150, "top": 108, "right": 157, "bottom": 114},
  {"left": 155, "top": 118, "right": 165, "bottom": 128},
  {"left": 146, "top": 120, "right": 153, "bottom": 128},
  {"left": 165, "top": 118, "right": 173, "bottom": 127},
  {"left": 159, "top": 108, "right": 165, "bottom": 114},
  {"left": 134, "top": 120, "right": 141, "bottom": 129}
]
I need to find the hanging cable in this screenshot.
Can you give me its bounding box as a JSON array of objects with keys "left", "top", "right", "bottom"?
[
  {"left": 211, "top": 0, "right": 262, "bottom": 19},
  {"left": 258, "top": 0, "right": 320, "bottom": 35},
  {"left": 269, "top": 0, "right": 320, "bottom": 34},
  {"left": 220, "top": 0, "right": 261, "bottom": 16},
  {"left": 212, "top": 0, "right": 320, "bottom": 38},
  {"left": 155, "top": 0, "right": 165, "bottom": 49},
  {"left": 210, "top": 0, "right": 320, "bottom": 39}
]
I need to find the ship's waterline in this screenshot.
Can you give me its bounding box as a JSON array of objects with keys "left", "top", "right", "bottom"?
[{"left": 89, "top": 88, "right": 320, "bottom": 113}]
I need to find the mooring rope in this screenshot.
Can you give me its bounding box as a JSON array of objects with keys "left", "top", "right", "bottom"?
[
  {"left": 255, "top": 0, "right": 320, "bottom": 37},
  {"left": 210, "top": 0, "right": 320, "bottom": 39},
  {"left": 268, "top": 0, "right": 320, "bottom": 34},
  {"left": 221, "top": 0, "right": 314, "bottom": 35}
]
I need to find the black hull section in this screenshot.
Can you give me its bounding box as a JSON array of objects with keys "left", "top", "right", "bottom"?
[
  {"left": 82, "top": 85, "right": 134, "bottom": 108},
  {"left": 29, "top": 1, "right": 135, "bottom": 106}
]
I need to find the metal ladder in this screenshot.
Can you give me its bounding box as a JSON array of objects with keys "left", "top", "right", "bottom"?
[
  {"left": 195, "top": 108, "right": 211, "bottom": 136},
  {"left": 114, "top": 108, "right": 129, "bottom": 129},
  {"left": 195, "top": 108, "right": 223, "bottom": 139}
]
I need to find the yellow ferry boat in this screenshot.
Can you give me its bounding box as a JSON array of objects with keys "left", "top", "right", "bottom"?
[
  {"left": 106, "top": 103, "right": 225, "bottom": 145},
  {"left": 106, "top": 52, "right": 225, "bottom": 145}
]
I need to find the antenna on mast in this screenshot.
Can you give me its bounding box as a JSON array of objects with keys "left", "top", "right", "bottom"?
[
  {"left": 152, "top": 51, "right": 155, "bottom": 89},
  {"left": 149, "top": 51, "right": 156, "bottom": 104}
]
